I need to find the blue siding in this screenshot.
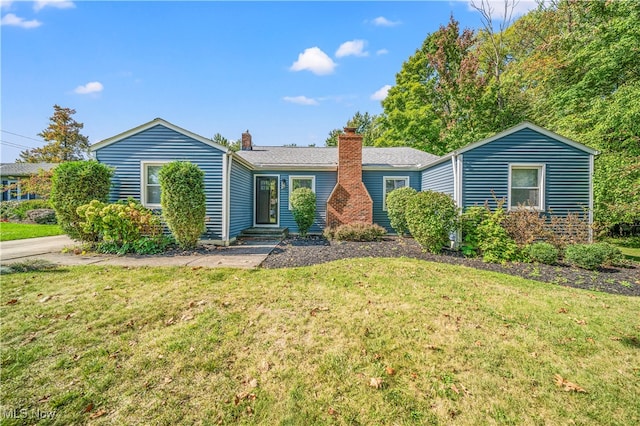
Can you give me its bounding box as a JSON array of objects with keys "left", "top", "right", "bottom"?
[
  {"left": 256, "top": 170, "right": 336, "bottom": 234},
  {"left": 94, "top": 124, "right": 226, "bottom": 239},
  {"left": 229, "top": 159, "right": 253, "bottom": 238},
  {"left": 462, "top": 128, "right": 591, "bottom": 215},
  {"left": 421, "top": 160, "right": 454, "bottom": 197},
  {"left": 362, "top": 170, "right": 422, "bottom": 232}
]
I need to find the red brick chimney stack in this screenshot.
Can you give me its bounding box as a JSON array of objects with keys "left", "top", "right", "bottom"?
[
  {"left": 241, "top": 130, "right": 252, "bottom": 151},
  {"left": 326, "top": 127, "right": 373, "bottom": 227}
]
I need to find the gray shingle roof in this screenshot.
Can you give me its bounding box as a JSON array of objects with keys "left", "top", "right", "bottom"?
[
  {"left": 235, "top": 146, "right": 439, "bottom": 169},
  {"left": 0, "top": 163, "right": 58, "bottom": 177}
]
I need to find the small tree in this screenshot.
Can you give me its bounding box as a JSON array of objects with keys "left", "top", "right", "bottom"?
[
  {"left": 290, "top": 187, "right": 316, "bottom": 237},
  {"left": 158, "top": 161, "right": 206, "bottom": 249},
  {"left": 50, "top": 161, "right": 113, "bottom": 241},
  {"left": 405, "top": 190, "right": 458, "bottom": 253},
  {"left": 19, "top": 105, "right": 90, "bottom": 163},
  {"left": 386, "top": 186, "right": 417, "bottom": 236}
]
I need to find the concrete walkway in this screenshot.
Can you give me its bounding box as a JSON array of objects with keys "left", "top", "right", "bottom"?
[{"left": 0, "top": 236, "right": 280, "bottom": 269}]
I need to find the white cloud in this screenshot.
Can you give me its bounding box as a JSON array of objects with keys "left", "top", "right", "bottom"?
[
  {"left": 283, "top": 96, "right": 318, "bottom": 106},
  {"left": 74, "top": 81, "right": 103, "bottom": 95},
  {"left": 376, "top": 49, "right": 389, "bottom": 56},
  {"left": 335, "top": 40, "right": 368, "bottom": 58},
  {"left": 34, "top": 0, "right": 75, "bottom": 12},
  {"left": 1, "top": 13, "right": 41, "bottom": 28},
  {"left": 371, "top": 16, "right": 401, "bottom": 27},
  {"left": 1, "top": 1, "right": 14, "bottom": 9},
  {"left": 371, "top": 85, "right": 392, "bottom": 101},
  {"left": 290, "top": 47, "right": 337, "bottom": 76},
  {"left": 467, "top": 0, "right": 542, "bottom": 20}
]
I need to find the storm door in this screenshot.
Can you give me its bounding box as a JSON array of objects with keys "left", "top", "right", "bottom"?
[{"left": 255, "top": 176, "right": 278, "bottom": 225}]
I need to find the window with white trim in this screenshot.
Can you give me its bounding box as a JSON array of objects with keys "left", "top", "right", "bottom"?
[
  {"left": 141, "top": 162, "right": 166, "bottom": 208},
  {"left": 288, "top": 176, "right": 315, "bottom": 209},
  {"left": 5, "top": 179, "right": 24, "bottom": 201},
  {"left": 383, "top": 176, "right": 409, "bottom": 211},
  {"left": 509, "top": 164, "right": 545, "bottom": 210}
]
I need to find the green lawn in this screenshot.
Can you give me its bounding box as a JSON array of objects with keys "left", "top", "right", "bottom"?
[
  {"left": 0, "top": 222, "right": 63, "bottom": 241},
  {"left": 1, "top": 259, "right": 639, "bottom": 425},
  {"left": 617, "top": 246, "right": 640, "bottom": 262}
]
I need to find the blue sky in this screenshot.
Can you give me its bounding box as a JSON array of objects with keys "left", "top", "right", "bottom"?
[{"left": 1, "top": 0, "right": 539, "bottom": 162}]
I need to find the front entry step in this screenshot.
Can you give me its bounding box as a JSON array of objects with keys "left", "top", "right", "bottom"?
[{"left": 239, "top": 227, "right": 289, "bottom": 240}]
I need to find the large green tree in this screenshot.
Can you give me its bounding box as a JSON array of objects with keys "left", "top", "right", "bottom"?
[
  {"left": 19, "top": 105, "right": 90, "bottom": 163},
  {"left": 324, "top": 111, "right": 381, "bottom": 146},
  {"left": 377, "top": 16, "right": 512, "bottom": 155}
]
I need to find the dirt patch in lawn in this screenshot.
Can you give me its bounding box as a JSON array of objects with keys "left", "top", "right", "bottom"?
[{"left": 260, "top": 236, "right": 640, "bottom": 297}]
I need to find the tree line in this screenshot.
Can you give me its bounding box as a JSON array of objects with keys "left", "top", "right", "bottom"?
[{"left": 326, "top": 0, "right": 639, "bottom": 234}]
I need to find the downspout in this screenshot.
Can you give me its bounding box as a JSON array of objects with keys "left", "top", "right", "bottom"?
[
  {"left": 588, "top": 152, "right": 595, "bottom": 243},
  {"left": 452, "top": 154, "right": 463, "bottom": 248},
  {"left": 221, "top": 152, "right": 229, "bottom": 245}
]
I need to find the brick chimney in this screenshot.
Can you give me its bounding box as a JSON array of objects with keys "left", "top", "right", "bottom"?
[
  {"left": 241, "top": 130, "right": 252, "bottom": 151},
  {"left": 326, "top": 127, "right": 373, "bottom": 227}
]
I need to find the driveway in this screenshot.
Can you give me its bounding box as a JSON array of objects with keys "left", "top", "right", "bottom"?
[
  {"left": 0, "top": 235, "right": 75, "bottom": 262},
  {"left": 0, "top": 236, "right": 279, "bottom": 269}
]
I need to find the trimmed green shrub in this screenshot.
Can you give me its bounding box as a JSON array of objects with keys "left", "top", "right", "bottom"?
[
  {"left": 50, "top": 161, "right": 113, "bottom": 241},
  {"left": 159, "top": 161, "right": 206, "bottom": 250},
  {"left": 526, "top": 242, "right": 559, "bottom": 265},
  {"left": 564, "top": 244, "right": 606, "bottom": 270},
  {"left": 324, "top": 222, "right": 386, "bottom": 242},
  {"left": 290, "top": 187, "right": 316, "bottom": 237},
  {"left": 476, "top": 207, "right": 522, "bottom": 263},
  {"left": 593, "top": 242, "right": 625, "bottom": 267},
  {"left": 460, "top": 206, "right": 489, "bottom": 257},
  {"left": 405, "top": 190, "right": 458, "bottom": 253},
  {"left": 386, "top": 186, "right": 417, "bottom": 236}
]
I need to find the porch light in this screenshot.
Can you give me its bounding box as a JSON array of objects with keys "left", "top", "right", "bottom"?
[{"left": 281, "top": 178, "right": 287, "bottom": 190}]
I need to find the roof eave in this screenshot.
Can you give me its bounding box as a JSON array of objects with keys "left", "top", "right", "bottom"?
[{"left": 89, "top": 118, "right": 230, "bottom": 153}]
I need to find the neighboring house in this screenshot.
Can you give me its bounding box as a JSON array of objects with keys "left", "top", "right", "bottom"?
[
  {"left": 90, "top": 118, "right": 597, "bottom": 245},
  {"left": 0, "top": 162, "right": 58, "bottom": 201}
]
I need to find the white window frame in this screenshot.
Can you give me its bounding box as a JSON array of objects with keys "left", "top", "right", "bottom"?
[
  {"left": 383, "top": 176, "right": 410, "bottom": 211},
  {"left": 141, "top": 161, "right": 170, "bottom": 208},
  {"left": 5, "top": 179, "right": 24, "bottom": 201},
  {"left": 508, "top": 163, "right": 545, "bottom": 211},
  {"left": 288, "top": 175, "right": 316, "bottom": 210}
]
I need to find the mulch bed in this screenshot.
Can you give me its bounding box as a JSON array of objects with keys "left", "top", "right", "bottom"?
[{"left": 260, "top": 236, "right": 640, "bottom": 297}]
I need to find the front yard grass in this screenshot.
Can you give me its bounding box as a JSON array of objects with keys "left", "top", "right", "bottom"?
[
  {"left": 0, "top": 222, "right": 63, "bottom": 241},
  {"left": 1, "top": 258, "right": 638, "bottom": 425}
]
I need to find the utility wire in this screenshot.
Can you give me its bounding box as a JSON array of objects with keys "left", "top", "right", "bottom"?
[
  {"left": 0, "top": 139, "right": 31, "bottom": 149},
  {"left": 1, "top": 130, "right": 44, "bottom": 143}
]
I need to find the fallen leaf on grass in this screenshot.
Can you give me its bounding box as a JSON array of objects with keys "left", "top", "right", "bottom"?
[
  {"left": 164, "top": 377, "right": 173, "bottom": 384},
  {"left": 6, "top": 299, "right": 18, "bottom": 305},
  {"left": 369, "top": 377, "right": 384, "bottom": 389},
  {"left": 165, "top": 317, "right": 175, "bottom": 326},
  {"left": 554, "top": 374, "right": 586, "bottom": 393},
  {"left": 328, "top": 407, "right": 338, "bottom": 416},
  {"left": 38, "top": 395, "right": 50, "bottom": 403},
  {"left": 39, "top": 295, "right": 51, "bottom": 303},
  {"left": 558, "top": 307, "right": 568, "bottom": 314},
  {"left": 575, "top": 319, "right": 587, "bottom": 325},
  {"left": 451, "top": 384, "right": 460, "bottom": 394},
  {"left": 83, "top": 403, "right": 94, "bottom": 413},
  {"left": 248, "top": 378, "right": 258, "bottom": 388},
  {"left": 385, "top": 367, "right": 396, "bottom": 376},
  {"left": 89, "top": 409, "right": 107, "bottom": 419}
]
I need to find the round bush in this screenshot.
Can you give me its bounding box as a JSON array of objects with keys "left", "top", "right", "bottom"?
[
  {"left": 27, "top": 208, "right": 57, "bottom": 225},
  {"left": 564, "top": 244, "right": 606, "bottom": 270},
  {"left": 405, "top": 190, "right": 458, "bottom": 253},
  {"left": 50, "top": 161, "right": 113, "bottom": 241},
  {"left": 158, "top": 161, "right": 206, "bottom": 250},
  {"left": 386, "top": 186, "right": 417, "bottom": 236},
  {"left": 526, "top": 242, "right": 559, "bottom": 265},
  {"left": 325, "top": 222, "right": 386, "bottom": 242},
  {"left": 476, "top": 207, "right": 522, "bottom": 263},
  {"left": 290, "top": 187, "right": 316, "bottom": 237}
]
